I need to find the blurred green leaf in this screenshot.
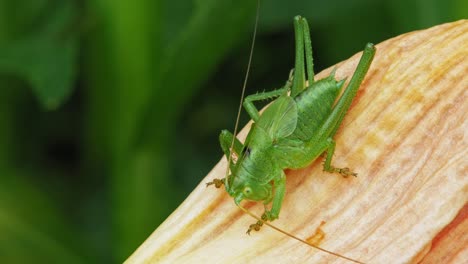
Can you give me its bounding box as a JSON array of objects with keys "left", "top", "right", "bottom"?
[
  {"left": 140, "top": 0, "right": 258, "bottom": 145},
  {"left": 0, "top": 36, "right": 77, "bottom": 109},
  {"left": 0, "top": 170, "right": 86, "bottom": 263},
  {"left": 85, "top": 0, "right": 258, "bottom": 260},
  {"left": 0, "top": 1, "right": 78, "bottom": 110},
  {"left": 0, "top": 0, "right": 49, "bottom": 38}
]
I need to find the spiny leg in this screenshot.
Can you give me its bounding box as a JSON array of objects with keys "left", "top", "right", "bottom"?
[
  {"left": 313, "top": 44, "right": 375, "bottom": 176},
  {"left": 323, "top": 138, "right": 357, "bottom": 177},
  {"left": 301, "top": 17, "right": 315, "bottom": 85},
  {"left": 290, "top": 16, "right": 316, "bottom": 97},
  {"left": 244, "top": 13, "right": 314, "bottom": 122},
  {"left": 290, "top": 16, "right": 305, "bottom": 97},
  {"left": 243, "top": 88, "right": 287, "bottom": 122},
  {"left": 326, "top": 43, "right": 376, "bottom": 137},
  {"left": 242, "top": 17, "right": 314, "bottom": 124},
  {"left": 206, "top": 130, "right": 244, "bottom": 188}
]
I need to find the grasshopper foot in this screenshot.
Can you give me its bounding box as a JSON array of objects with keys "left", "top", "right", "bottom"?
[
  {"left": 332, "top": 167, "right": 357, "bottom": 178},
  {"left": 246, "top": 220, "right": 264, "bottom": 235},
  {"left": 246, "top": 212, "right": 270, "bottom": 234},
  {"left": 205, "top": 178, "right": 225, "bottom": 188}
]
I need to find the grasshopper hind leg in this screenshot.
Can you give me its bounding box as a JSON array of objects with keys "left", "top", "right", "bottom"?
[{"left": 323, "top": 138, "right": 357, "bottom": 177}]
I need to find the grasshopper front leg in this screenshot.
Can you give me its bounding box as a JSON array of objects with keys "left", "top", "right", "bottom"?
[
  {"left": 247, "top": 171, "right": 286, "bottom": 234},
  {"left": 206, "top": 130, "right": 244, "bottom": 188}
]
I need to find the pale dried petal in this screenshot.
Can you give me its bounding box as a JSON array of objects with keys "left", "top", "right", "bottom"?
[{"left": 126, "top": 20, "right": 468, "bottom": 264}]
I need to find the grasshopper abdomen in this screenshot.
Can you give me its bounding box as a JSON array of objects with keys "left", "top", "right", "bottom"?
[{"left": 291, "top": 77, "right": 345, "bottom": 141}]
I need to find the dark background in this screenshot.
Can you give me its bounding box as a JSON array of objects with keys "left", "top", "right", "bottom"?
[{"left": 0, "top": 0, "right": 465, "bottom": 262}]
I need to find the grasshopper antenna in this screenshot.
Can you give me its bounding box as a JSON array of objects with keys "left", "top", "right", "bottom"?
[
  {"left": 226, "top": 0, "right": 261, "bottom": 184},
  {"left": 237, "top": 205, "right": 366, "bottom": 264}
]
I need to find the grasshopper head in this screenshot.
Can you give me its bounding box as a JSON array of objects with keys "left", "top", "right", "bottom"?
[
  {"left": 225, "top": 125, "right": 277, "bottom": 206},
  {"left": 227, "top": 174, "right": 272, "bottom": 205}
]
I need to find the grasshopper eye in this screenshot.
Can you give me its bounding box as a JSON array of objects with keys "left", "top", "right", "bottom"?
[{"left": 243, "top": 186, "right": 252, "bottom": 196}]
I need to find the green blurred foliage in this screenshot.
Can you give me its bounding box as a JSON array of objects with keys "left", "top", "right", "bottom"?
[
  {"left": 0, "top": 0, "right": 465, "bottom": 262},
  {"left": 0, "top": 1, "right": 78, "bottom": 110}
]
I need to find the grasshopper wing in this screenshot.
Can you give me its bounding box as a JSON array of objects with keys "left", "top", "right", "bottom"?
[{"left": 257, "top": 96, "right": 298, "bottom": 141}]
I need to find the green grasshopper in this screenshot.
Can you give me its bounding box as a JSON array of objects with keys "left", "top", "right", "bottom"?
[{"left": 207, "top": 16, "right": 375, "bottom": 236}]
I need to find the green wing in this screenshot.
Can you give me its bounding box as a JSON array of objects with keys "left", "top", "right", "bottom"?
[{"left": 257, "top": 95, "right": 298, "bottom": 140}]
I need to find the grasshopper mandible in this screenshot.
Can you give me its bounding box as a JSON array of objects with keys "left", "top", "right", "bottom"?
[{"left": 207, "top": 16, "right": 375, "bottom": 235}]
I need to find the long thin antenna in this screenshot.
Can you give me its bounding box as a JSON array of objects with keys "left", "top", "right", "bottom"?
[
  {"left": 226, "top": 0, "right": 261, "bottom": 183},
  {"left": 237, "top": 205, "right": 366, "bottom": 264}
]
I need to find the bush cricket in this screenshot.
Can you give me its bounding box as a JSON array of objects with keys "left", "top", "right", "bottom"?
[{"left": 207, "top": 5, "right": 375, "bottom": 263}]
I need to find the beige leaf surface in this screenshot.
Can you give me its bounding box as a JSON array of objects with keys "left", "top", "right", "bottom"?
[{"left": 126, "top": 20, "right": 468, "bottom": 264}]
